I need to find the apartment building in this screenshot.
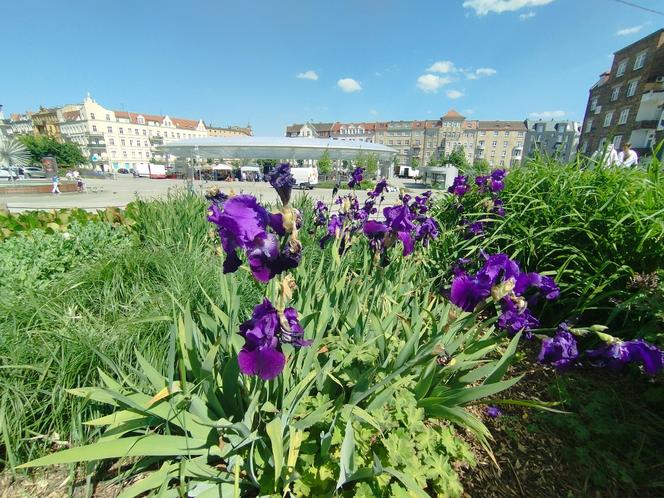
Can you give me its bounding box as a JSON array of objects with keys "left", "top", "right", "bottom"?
[
  {"left": 285, "top": 111, "right": 529, "bottom": 172},
  {"left": 207, "top": 125, "right": 253, "bottom": 137},
  {"left": 579, "top": 29, "right": 664, "bottom": 156},
  {"left": 56, "top": 94, "right": 209, "bottom": 169},
  {"left": 475, "top": 121, "right": 526, "bottom": 167},
  {"left": 523, "top": 119, "right": 581, "bottom": 162}
]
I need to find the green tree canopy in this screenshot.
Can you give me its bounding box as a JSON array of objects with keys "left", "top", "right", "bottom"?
[
  {"left": 445, "top": 147, "right": 469, "bottom": 172},
  {"left": 17, "top": 135, "right": 86, "bottom": 167},
  {"left": 317, "top": 149, "right": 332, "bottom": 175}
]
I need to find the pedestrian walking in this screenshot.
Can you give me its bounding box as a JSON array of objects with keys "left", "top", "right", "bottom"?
[{"left": 52, "top": 175, "right": 61, "bottom": 194}]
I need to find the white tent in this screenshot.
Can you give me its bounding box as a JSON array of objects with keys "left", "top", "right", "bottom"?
[{"left": 211, "top": 163, "right": 233, "bottom": 170}]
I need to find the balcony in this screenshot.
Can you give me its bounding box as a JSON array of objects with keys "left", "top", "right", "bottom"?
[{"left": 150, "top": 136, "right": 165, "bottom": 145}]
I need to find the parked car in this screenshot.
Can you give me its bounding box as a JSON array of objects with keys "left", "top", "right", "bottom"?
[
  {"left": 117, "top": 168, "right": 130, "bottom": 174},
  {"left": 24, "top": 166, "right": 47, "bottom": 178},
  {"left": 0, "top": 169, "right": 18, "bottom": 181}
]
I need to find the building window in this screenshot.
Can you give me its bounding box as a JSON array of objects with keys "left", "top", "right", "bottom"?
[
  {"left": 146, "top": 151, "right": 150, "bottom": 158},
  {"left": 119, "top": 127, "right": 124, "bottom": 134},
  {"left": 585, "top": 119, "right": 593, "bottom": 132},
  {"left": 143, "top": 130, "right": 147, "bottom": 136},
  {"left": 109, "top": 138, "right": 115, "bottom": 145},
  {"left": 618, "top": 108, "right": 629, "bottom": 125},
  {"left": 129, "top": 139, "right": 133, "bottom": 146},
  {"left": 504, "top": 131, "right": 510, "bottom": 136},
  {"left": 590, "top": 97, "right": 598, "bottom": 111},
  {"left": 626, "top": 79, "right": 639, "bottom": 97},
  {"left": 121, "top": 139, "right": 125, "bottom": 146},
  {"left": 634, "top": 50, "right": 647, "bottom": 70},
  {"left": 123, "top": 151, "right": 127, "bottom": 157},
  {"left": 603, "top": 111, "right": 613, "bottom": 127},
  {"left": 135, "top": 129, "right": 139, "bottom": 135},
  {"left": 144, "top": 140, "right": 148, "bottom": 147},
  {"left": 90, "top": 113, "right": 96, "bottom": 120},
  {"left": 599, "top": 137, "right": 607, "bottom": 149},
  {"left": 106, "top": 114, "right": 110, "bottom": 120},
  {"left": 92, "top": 125, "right": 97, "bottom": 132},
  {"left": 613, "top": 135, "right": 623, "bottom": 148},
  {"left": 107, "top": 126, "right": 112, "bottom": 133},
  {"left": 492, "top": 141, "right": 497, "bottom": 146},
  {"left": 493, "top": 131, "right": 498, "bottom": 136},
  {"left": 503, "top": 141, "right": 508, "bottom": 147},
  {"left": 611, "top": 86, "right": 620, "bottom": 101},
  {"left": 616, "top": 60, "right": 627, "bottom": 77}
]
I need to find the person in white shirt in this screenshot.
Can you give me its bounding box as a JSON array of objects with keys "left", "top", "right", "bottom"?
[
  {"left": 618, "top": 143, "right": 639, "bottom": 168},
  {"left": 591, "top": 143, "right": 619, "bottom": 168}
]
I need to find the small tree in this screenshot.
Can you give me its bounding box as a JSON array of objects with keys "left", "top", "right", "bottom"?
[
  {"left": 411, "top": 156, "right": 420, "bottom": 169},
  {"left": 317, "top": 149, "right": 332, "bottom": 176},
  {"left": 446, "top": 147, "right": 469, "bottom": 172}
]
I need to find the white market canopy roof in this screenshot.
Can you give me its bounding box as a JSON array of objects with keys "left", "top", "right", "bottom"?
[{"left": 157, "top": 136, "right": 397, "bottom": 161}]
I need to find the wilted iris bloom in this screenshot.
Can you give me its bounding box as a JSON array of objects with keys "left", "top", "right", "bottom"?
[
  {"left": 348, "top": 167, "right": 364, "bottom": 188},
  {"left": 267, "top": 163, "right": 295, "bottom": 206},
  {"left": 485, "top": 406, "right": 502, "bottom": 418},
  {"left": 538, "top": 323, "right": 578, "bottom": 370},
  {"left": 448, "top": 175, "right": 469, "bottom": 196},
  {"left": 205, "top": 186, "right": 228, "bottom": 207},
  {"left": 498, "top": 299, "right": 540, "bottom": 337},
  {"left": 587, "top": 338, "right": 664, "bottom": 376},
  {"left": 238, "top": 298, "right": 311, "bottom": 380}
]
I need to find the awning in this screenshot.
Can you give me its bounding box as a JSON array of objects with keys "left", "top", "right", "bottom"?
[
  {"left": 157, "top": 136, "right": 397, "bottom": 161},
  {"left": 212, "top": 163, "right": 233, "bottom": 170}
]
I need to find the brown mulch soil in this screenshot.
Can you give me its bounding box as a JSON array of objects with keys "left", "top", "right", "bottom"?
[{"left": 461, "top": 342, "right": 664, "bottom": 498}]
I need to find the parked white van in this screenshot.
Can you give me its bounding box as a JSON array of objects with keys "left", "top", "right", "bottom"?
[{"left": 291, "top": 167, "right": 318, "bottom": 189}]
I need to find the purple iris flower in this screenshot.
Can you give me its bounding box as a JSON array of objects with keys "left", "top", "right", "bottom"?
[
  {"left": 514, "top": 272, "right": 560, "bottom": 304},
  {"left": 313, "top": 200, "right": 328, "bottom": 226},
  {"left": 498, "top": 299, "right": 540, "bottom": 337},
  {"left": 491, "top": 169, "right": 507, "bottom": 182},
  {"left": 383, "top": 204, "right": 416, "bottom": 256},
  {"left": 246, "top": 233, "right": 301, "bottom": 283},
  {"left": 587, "top": 339, "right": 664, "bottom": 376},
  {"left": 486, "top": 406, "right": 502, "bottom": 418},
  {"left": 538, "top": 324, "right": 579, "bottom": 370},
  {"left": 475, "top": 175, "right": 489, "bottom": 189},
  {"left": 478, "top": 253, "right": 521, "bottom": 285},
  {"left": 267, "top": 163, "right": 296, "bottom": 206},
  {"left": 450, "top": 273, "right": 492, "bottom": 312},
  {"left": 348, "top": 167, "right": 364, "bottom": 188},
  {"left": 368, "top": 178, "right": 388, "bottom": 199},
  {"left": 448, "top": 175, "right": 469, "bottom": 196},
  {"left": 238, "top": 298, "right": 311, "bottom": 380},
  {"left": 319, "top": 214, "right": 344, "bottom": 248},
  {"left": 208, "top": 195, "right": 297, "bottom": 281},
  {"left": 467, "top": 221, "right": 485, "bottom": 237},
  {"left": 414, "top": 217, "right": 439, "bottom": 246},
  {"left": 363, "top": 220, "right": 389, "bottom": 251},
  {"left": 493, "top": 198, "right": 505, "bottom": 217}
]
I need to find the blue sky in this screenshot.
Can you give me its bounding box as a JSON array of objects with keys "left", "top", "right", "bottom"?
[{"left": 2, "top": 0, "right": 660, "bottom": 135}]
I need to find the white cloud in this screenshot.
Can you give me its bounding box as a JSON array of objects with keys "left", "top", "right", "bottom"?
[
  {"left": 529, "top": 110, "right": 566, "bottom": 119},
  {"left": 616, "top": 25, "right": 643, "bottom": 36},
  {"left": 337, "top": 78, "right": 362, "bottom": 93},
  {"left": 463, "top": 0, "right": 554, "bottom": 16},
  {"left": 519, "top": 11, "right": 536, "bottom": 19},
  {"left": 369, "top": 109, "right": 378, "bottom": 116},
  {"left": 446, "top": 89, "right": 464, "bottom": 99},
  {"left": 463, "top": 109, "right": 475, "bottom": 115},
  {"left": 465, "top": 67, "right": 497, "bottom": 79},
  {"left": 296, "top": 70, "right": 319, "bottom": 80},
  {"left": 427, "top": 60, "right": 457, "bottom": 73},
  {"left": 416, "top": 74, "right": 452, "bottom": 93}
]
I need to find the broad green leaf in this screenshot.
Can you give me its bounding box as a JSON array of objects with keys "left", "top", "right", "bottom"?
[
  {"left": 18, "top": 435, "right": 209, "bottom": 468},
  {"left": 265, "top": 418, "right": 284, "bottom": 488}
]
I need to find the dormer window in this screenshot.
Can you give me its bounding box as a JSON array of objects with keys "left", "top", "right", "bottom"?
[{"left": 137, "top": 115, "right": 145, "bottom": 125}]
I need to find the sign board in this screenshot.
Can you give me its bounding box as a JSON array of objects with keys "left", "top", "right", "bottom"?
[
  {"left": 91, "top": 154, "right": 100, "bottom": 162},
  {"left": 41, "top": 156, "right": 58, "bottom": 174}
]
